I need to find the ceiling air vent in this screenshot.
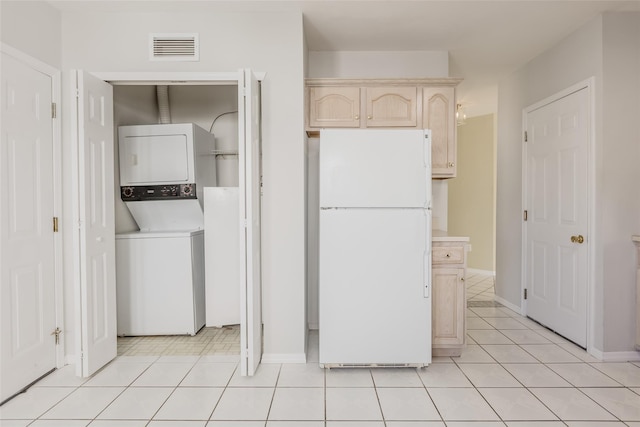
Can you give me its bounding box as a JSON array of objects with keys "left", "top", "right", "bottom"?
[{"left": 149, "top": 33, "right": 199, "bottom": 62}]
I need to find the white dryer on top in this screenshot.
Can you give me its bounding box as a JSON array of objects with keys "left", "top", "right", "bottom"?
[{"left": 118, "top": 123, "right": 216, "bottom": 231}]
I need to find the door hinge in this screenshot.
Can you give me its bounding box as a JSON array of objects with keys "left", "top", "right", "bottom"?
[
  {"left": 51, "top": 327, "right": 62, "bottom": 345},
  {"left": 524, "top": 288, "right": 528, "bottom": 300},
  {"left": 51, "top": 102, "right": 57, "bottom": 118},
  {"left": 523, "top": 210, "right": 528, "bottom": 221},
  {"left": 524, "top": 131, "right": 528, "bottom": 142},
  {"left": 53, "top": 216, "right": 59, "bottom": 232}
]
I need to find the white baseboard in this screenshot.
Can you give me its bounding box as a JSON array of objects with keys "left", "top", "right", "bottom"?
[
  {"left": 493, "top": 295, "right": 523, "bottom": 315},
  {"left": 261, "top": 353, "right": 307, "bottom": 364},
  {"left": 467, "top": 268, "right": 496, "bottom": 276},
  {"left": 592, "top": 349, "right": 640, "bottom": 362}
]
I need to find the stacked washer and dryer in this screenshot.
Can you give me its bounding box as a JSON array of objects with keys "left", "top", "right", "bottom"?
[{"left": 115, "top": 123, "right": 216, "bottom": 336}]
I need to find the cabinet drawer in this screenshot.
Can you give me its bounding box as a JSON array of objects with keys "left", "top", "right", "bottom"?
[{"left": 432, "top": 246, "right": 465, "bottom": 264}]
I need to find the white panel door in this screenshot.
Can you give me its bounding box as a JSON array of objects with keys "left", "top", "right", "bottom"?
[
  {"left": 0, "top": 53, "right": 56, "bottom": 403},
  {"left": 524, "top": 87, "right": 589, "bottom": 347},
  {"left": 238, "top": 69, "right": 262, "bottom": 376},
  {"left": 75, "top": 71, "right": 117, "bottom": 376},
  {"left": 319, "top": 129, "right": 430, "bottom": 208},
  {"left": 319, "top": 208, "right": 431, "bottom": 365}
]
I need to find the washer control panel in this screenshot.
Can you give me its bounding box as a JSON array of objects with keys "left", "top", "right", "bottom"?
[{"left": 121, "top": 184, "right": 197, "bottom": 201}]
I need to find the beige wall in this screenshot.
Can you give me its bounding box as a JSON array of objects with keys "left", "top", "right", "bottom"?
[{"left": 448, "top": 114, "right": 496, "bottom": 272}]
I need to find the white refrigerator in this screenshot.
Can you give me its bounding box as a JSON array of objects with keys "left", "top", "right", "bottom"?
[{"left": 318, "top": 129, "right": 432, "bottom": 367}]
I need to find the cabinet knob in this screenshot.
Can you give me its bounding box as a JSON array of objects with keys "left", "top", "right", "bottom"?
[
  {"left": 448, "top": 162, "right": 455, "bottom": 168},
  {"left": 446, "top": 253, "right": 451, "bottom": 258},
  {"left": 354, "top": 115, "right": 359, "bottom": 120},
  {"left": 367, "top": 115, "right": 372, "bottom": 120}
]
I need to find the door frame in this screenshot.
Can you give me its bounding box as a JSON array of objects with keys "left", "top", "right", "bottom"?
[
  {"left": 85, "top": 70, "right": 264, "bottom": 372},
  {"left": 0, "top": 43, "right": 65, "bottom": 369},
  {"left": 521, "top": 77, "right": 596, "bottom": 354}
]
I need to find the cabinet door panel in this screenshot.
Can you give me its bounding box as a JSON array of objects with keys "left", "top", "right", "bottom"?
[
  {"left": 309, "top": 87, "right": 360, "bottom": 128},
  {"left": 423, "top": 87, "right": 455, "bottom": 177},
  {"left": 366, "top": 87, "right": 417, "bottom": 127},
  {"left": 432, "top": 268, "right": 465, "bottom": 346}
]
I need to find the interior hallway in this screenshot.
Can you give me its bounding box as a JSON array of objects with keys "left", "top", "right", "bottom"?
[{"left": 1, "top": 272, "right": 640, "bottom": 426}]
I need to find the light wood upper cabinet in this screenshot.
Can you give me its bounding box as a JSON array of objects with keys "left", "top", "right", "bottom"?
[
  {"left": 308, "top": 86, "right": 360, "bottom": 128},
  {"left": 365, "top": 87, "right": 417, "bottom": 127},
  {"left": 306, "top": 78, "right": 462, "bottom": 179},
  {"left": 424, "top": 87, "right": 456, "bottom": 177}
]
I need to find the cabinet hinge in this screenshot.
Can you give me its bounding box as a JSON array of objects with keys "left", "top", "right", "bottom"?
[
  {"left": 524, "top": 131, "right": 528, "bottom": 142},
  {"left": 51, "top": 102, "right": 57, "bottom": 118},
  {"left": 53, "top": 216, "right": 59, "bottom": 232},
  {"left": 524, "top": 288, "right": 528, "bottom": 300},
  {"left": 523, "top": 210, "right": 528, "bottom": 221}
]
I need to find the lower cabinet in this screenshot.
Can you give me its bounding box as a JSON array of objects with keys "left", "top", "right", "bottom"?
[{"left": 432, "top": 240, "right": 468, "bottom": 357}]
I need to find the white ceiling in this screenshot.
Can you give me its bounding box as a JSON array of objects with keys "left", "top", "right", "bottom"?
[{"left": 49, "top": 0, "right": 640, "bottom": 117}]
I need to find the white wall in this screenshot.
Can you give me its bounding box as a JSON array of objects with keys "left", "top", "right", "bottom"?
[
  {"left": 0, "top": 1, "right": 61, "bottom": 69},
  {"left": 306, "top": 50, "right": 451, "bottom": 329},
  {"left": 497, "top": 15, "right": 603, "bottom": 312},
  {"left": 59, "top": 9, "right": 307, "bottom": 361},
  {"left": 497, "top": 12, "right": 640, "bottom": 354},
  {"left": 308, "top": 51, "right": 449, "bottom": 79},
  {"left": 600, "top": 12, "right": 640, "bottom": 353}
]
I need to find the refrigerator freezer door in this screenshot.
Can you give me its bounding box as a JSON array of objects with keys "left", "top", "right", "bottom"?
[
  {"left": 319, "top": 208, "right": 431, "bottom": 366},
  {"left": 319, "top": 129, "right": 430, "bottom": 208}
]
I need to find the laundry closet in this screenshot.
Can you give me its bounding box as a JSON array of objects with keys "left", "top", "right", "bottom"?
[{"left": 113, "top": 83, "right": 242, "bottom": 348}]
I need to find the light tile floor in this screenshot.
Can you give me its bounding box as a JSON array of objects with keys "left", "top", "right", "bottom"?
[
  {"left": 117, "top": 325, "right": 241, "bottom": 356},
  {"left": 2, "top": 272, "right": 640, "bottom": 426}
]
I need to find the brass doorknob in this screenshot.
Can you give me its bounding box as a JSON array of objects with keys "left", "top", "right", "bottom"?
[{"left": 570, "top": 235, "right": 585, "bottom": 244}]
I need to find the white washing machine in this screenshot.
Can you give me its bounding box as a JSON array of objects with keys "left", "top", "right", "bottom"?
[
  {"left": 115, "top": 123, "right": 216, "bottom": 336},
  {"left": 115, "top": 230, "right": 205, "bottom": 336}
]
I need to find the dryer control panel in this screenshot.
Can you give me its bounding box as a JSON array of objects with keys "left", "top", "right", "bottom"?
[{"left": 121, "top": 184, "right": 197, "bottom": 201}]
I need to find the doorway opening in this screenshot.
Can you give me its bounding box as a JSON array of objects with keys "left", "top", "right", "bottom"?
[
  {"left": 112, "top": 83, "right": 241, "bottom": 357},
  {"left": 74, "top": 70, "right": 263, "bottom": 377}
]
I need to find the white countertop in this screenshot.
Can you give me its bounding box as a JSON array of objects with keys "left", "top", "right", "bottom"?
[{"left": 432, "top": 229, "right": 470, "bottom": 242}]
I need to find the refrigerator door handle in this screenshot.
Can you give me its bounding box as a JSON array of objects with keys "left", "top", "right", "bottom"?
[
  {"left": 423, "top": 209, "right": 431, "bottom": 299},
  {"left": 423, "top": 130, "right": 431, "bottom": 209},
  {"left": 423, "top": 250, "right": 430, "bottom": 298}
]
